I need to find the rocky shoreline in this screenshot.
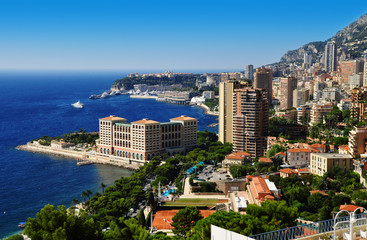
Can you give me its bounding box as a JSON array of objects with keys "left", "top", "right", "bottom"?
[{"left": 195, "top": 103, "right": 219, "bottom": 116}]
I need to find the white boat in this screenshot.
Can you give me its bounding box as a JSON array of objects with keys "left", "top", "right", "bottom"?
[{"left": 71, "top": 101, "right": 84, "bottom": 108}]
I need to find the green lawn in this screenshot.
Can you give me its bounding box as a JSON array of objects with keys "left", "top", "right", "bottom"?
[{"left": 163, "top": 198, "right": 218, "bottom": 207}]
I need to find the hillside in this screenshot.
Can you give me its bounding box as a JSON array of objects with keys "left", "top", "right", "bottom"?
[{"left": 277, "top": 13, "right": 367, "bottom": 65}]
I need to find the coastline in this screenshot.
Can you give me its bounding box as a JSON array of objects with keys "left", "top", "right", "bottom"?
[
  {"left": 129, "top": 94, "right": 158, "bottom": 99},
  {"left": 194, "top": 103, "right": 219, "bottom": 116},
  {"left": 16, "top": 143, "right": 140, "bottom": 170},
  {"left": 129, "top": 93, "right": 219, "bottom": 116}
]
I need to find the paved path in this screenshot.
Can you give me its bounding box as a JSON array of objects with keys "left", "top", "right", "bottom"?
[
  {"left": 182, "top": 176, "right": 193, "bottom": 196},
  {"left": 180, "top": 176, "right": 228, "bottom": 199}
]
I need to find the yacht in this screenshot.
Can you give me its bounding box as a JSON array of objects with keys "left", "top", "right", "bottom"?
[{"left": 71, "top": 101, "right": 84, "bottom": 108}]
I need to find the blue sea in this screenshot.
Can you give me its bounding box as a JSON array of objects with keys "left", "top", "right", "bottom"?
[{"left": 0, "top": 70, "right": 218, "bottom": 238}]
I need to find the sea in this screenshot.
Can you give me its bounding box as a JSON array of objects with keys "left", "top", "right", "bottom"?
[{"left": 0, "top": 70, "right": 218, "bottom": 238}]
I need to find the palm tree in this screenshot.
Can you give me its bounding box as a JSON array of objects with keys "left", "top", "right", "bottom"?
[
  {"left": 72, "top": 198, "right": 79, "bottom": 205},
  {"left": 86, "top": 189, "right": 92, "bottom": 200},
  {"left": 100, "top": 182, "right": 107, "bottom": 194},
  {"left": 81, "top": 191, "right": 88, "bottom": 207}
]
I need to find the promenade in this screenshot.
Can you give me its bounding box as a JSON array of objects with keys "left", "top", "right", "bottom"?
[{"left": 16, "top": 143, "right": 140, "bottom": 170}]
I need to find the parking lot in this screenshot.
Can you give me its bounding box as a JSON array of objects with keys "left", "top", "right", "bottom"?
[{"left": 196, "top": 165, "right": 232, "bottom": 182}]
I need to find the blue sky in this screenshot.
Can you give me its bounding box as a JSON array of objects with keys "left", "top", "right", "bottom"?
[{"left": 1, "top": 0, "right": 367, "bottom": 71}]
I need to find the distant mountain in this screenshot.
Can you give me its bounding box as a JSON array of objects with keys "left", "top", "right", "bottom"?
[{"left": 276, "top": 14, "right": 367, "bottom": 65}]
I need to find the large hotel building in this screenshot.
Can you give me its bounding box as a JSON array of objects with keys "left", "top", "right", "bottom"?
[{"left": 96, "top": 115, "right": 197, "bottom": 163}]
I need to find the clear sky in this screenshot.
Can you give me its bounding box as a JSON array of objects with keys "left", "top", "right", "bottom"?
[{"left": 1, "top": 0, "right": 367, "bottom": 71}]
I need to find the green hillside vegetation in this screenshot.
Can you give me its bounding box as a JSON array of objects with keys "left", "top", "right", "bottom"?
[
  {"left": 269, "top": 167, "right": 364, "bottom": 222},
  {"left": 112, "top": 75, "right": 205, "bottom": 90},
  {"left": 31, "top": 129, "right": 99, "bottom": 146}
]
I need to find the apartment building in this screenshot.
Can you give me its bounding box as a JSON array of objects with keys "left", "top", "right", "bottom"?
[
  {"left": 232, "top": 88, "right": 269, "bottom": 158},
  {"left": 351, "top": 87, "right": 367, "bottom": 121},
  {"left": 280, "top": 77, "right": 297, "bottom": 110},
  {"left": 310, "top": 153, "right": 353, "bottom": 176},
  {"left": 218, "top": 81, "right": 252, "bottom": 143},
  {"left": 310, "top": 102, "right": 333, "bottom": 125},
  {"left": 324, "top": 41, "right": 337, "bottom": 72},
  {"left": 222, "top": 151, "right": 251, "bottom": 168},
  {"left": 339, "top": 59, "right": 364, "bottom": 83},
  {"left": 297, "top": 105, "right": 311, "bottom": 124},
  {"left": 97, "top": 115, "right": 197, "bottom": 162},
  {"left": 254, "top": 67, "right": 273, "bottom": 104},
  {"left": 293, "top": 87, "right": 310, "bottom": 108},
  {"left": 348, "top": 126, "right": 367, "bottom": 156},
  {"left": 287, "top": 148, "right": 315, "bottom": 168}
]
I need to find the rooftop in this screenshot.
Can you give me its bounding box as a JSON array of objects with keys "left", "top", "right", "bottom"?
[
  {"left": 252, "top": 177, "right": 271, "bottom": 195},
  {"left": 311, "top": 153, "right": 353, "bottom": 159},
  {"left": 310, "top": 190, "right": 328, "bottom": 196},
  {"left": 259, "top": 157, "right": 272, "bottom": 163},
  {"left": 225, "top": 151, "right": 251, "bottom": 160},
  {"left": 280, "top": 168, "right": 298, "bottom": 174},
  {"left": 275, "top": 152, "right": 286, "bottom": 156},
  {"left": 288, "top": 148, "right": 312, "bottom": 153},
  {"left": 339, "top": 145, "right": 350, "bottom": 151},
  {"left": 310, "top": 143, "right": 326, "bottom": 148},
  {"left": 100, "top": 115, "right": 126, "bottom": 121},
  {"left": 170, "top": 115, "right": 197, "bottom": 121},
  {"left": 132, "top": 118, "right": 160, "bottom": 124},
  {"left": 340, "top": 204, "right": 361, "bottom": 212}
]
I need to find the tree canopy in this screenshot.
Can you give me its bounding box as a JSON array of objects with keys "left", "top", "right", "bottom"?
[{"left": 171, "top": 207, "right": 203, "bottom": 237}]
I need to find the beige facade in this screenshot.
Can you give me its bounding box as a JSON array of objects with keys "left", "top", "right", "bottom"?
[
  {"left": 218, "top": 81, "right": 252, "bottom": 143},
  {"left": 97, "top": 115, "right": 197, "bottom": 162},
  {"left": 348, "top": 126, "right": 367, "bottom": 156},
  {"left": 287, "top": 148, "right": 315, "bottom": 168},
  {"left": 310, "top": 102, "right": 333, "bottom": 125},
  {"left": 310, "top": 153, "right": 353, "bottom": 176}
]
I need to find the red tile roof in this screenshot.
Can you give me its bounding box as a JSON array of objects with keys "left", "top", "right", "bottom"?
[
  {"left": 339, "top": 145, "right": 350, "bottom": 151},
  {"left": 288, "top": 148, "right": 312, "bottom": 153},
  {"left": 280, "top": 168, "right": 297, "bottom": 174},
  {"left": 310, "top": 143, "right": 326, "bottom": 148},
  {"left": 225, "top": 151, "right": 251, "bottom": 160},
  {"left": 340, "top": 204, "right": 361, "bottom": 212},
  {"left": 310, "top": 190, "right": 328, "bottom": 196},
  {"left": 252, "top": 177, "right": 271, "bottom": 195},
  {"left": 259, "top": 157, "right": 272, "bottom": 163},
  {"left": 275, "top": 152, "right": 286, "bottom": 156}
]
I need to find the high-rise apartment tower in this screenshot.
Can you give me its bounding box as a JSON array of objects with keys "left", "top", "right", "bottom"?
[
  {"left": 324, "top": 41, "right": 337, "bottom": 72},
  {"left": 280, "top": 77, "right": 297, "bottom": 110},
  {"left": 244, "top": 64, "right": 254, "bottom": 81},
  {"left": 219, "top": 81, "right": 252, "bottom": 144},
  {"left": 219, "top": 81, "right": 268, "bottom": 158},
  {"left": 254, "top": 67, "right": 273, "bottom": 105},
  {"left": 232, "top": 88, "right": 269, "bottom": 157}
]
